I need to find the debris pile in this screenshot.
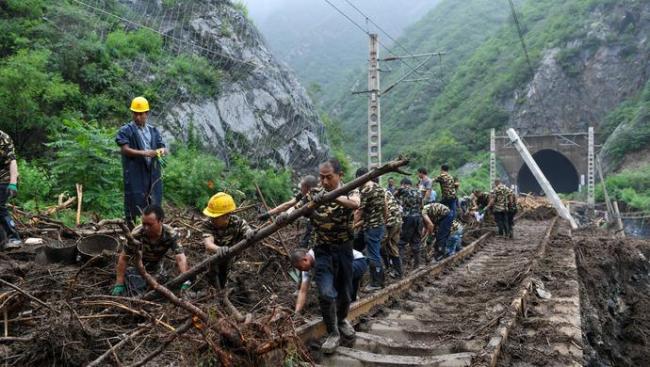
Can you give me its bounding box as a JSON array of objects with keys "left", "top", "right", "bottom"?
[{"left": 0, "top": 206, "right": 314, "bottom": 366}]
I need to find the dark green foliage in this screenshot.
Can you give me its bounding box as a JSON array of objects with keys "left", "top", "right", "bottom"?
[
  {"left": 47, "top": 119, "right": 123, "bottom": 217},
  {"left": 0, "top": 0, "right": 248, "bottom": 220},
  {"left": 0, "top": 49, "right": 81, "bottom": 156},
  {"left": 600, "top": 80, "right": 650, "bottom": 167},
  {"left": 16, "top": 159, "right": 53, "bottom": 212},
  {"left": 164, "top": 149, "right": 292, "bottom": 210},
  {"left": 0, "top": 0, "right": 222, "bottom": 145},
  {"left": 105, "top": 29, "right": 163, "bottom": 59},
  {"left": 596, "top": 164, "right": 650, "bottom": 211}
]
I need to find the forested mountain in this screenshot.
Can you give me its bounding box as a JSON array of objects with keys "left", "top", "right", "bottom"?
[{"left": 324, "top": 0, "right": 649, "bottom": 176}]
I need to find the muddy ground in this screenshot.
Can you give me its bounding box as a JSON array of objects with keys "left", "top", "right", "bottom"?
[
  {"left": 498, "top": 225, "right": 650, "bottom": 367},
  {"left": 575, "top": 235, "right": 650, "bottom": 367}
]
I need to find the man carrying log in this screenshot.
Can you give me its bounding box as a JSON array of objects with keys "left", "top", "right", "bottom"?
[
  {"left": 257, "top": 175, "right": 319, "bottom": 248},
  {"left": 201, "top": 192, "right": 255, "bottom": 289},
  {"left": 298, "top": 158, "right": 360, "bottom": 353},
  {"left": 112, "top": 205, "right": 189, "bottom": 296}
]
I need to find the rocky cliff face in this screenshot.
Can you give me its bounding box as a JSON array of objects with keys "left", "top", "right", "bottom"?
[
  {"left": 506, "top": 2, "right": 649, "bottom": 163},
  {"left": 122, "top": 0, "right": 329, "bottom": 172}
]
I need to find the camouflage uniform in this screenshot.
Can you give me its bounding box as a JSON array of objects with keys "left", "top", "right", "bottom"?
[
  {"left": 434, "top": 172, "right": 458, "bottom": 219},
  {"left": 395, "top": 186, "right": 424, "bottom": 268},
  {"left": 470, "top": 192, "right": 490, "bottom": 212},
  {"left": 359, "top": 183, "right": 386, "bottom": 230},
  {"left": 383, "top": 191, "right": 402, "bottom": 258},
  {"left": 422, "top": 203, "right": 451, "bottom": 225},
  {"left": 122, "top": 224, "right": 183, "bottom": 295},
  {"left": 382, "top": 191, "right": 403, "bottom": 277},
  {"left": 0, "top": 131, "right": 16, "bottom": 184},
  {"left": 446, "top": 219, "right": 464, "bottom": 255},
  {"left": 293, "top": 192, "right": 314, "bottom": 248},
  {"left": 396, "top": 186, "right": 423, "bottom": 217},
  {"left": 0, "top": 130, "right": 19, "bottom": 243},
  {"left": 304, "top": 186, "right": 356, "bottom": 336},
  {"left": 124, "top": 224, "right": 184, "bottom": 268},
  {"left": 422, "top": 203, "right": 453, "bottom": 259},
  {"left": 490, "top": 184, "right": 513, "bottom": 237},
  {"left": 507, "top": 191, "right": 518, "bottom": 238},
  {"left": 201, "top": 215, "right": 251, "bottom": 288},
  {"left": 358, "top": 182, "right": 386, "bottom": 287}
]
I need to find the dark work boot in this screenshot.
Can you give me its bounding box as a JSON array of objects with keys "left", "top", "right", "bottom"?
[
  {"left": 2, "top": 215, "right": 21, "bottom": 249},
  {"left": 338, "top": 319, "right": 355, "bottom": 338},
  {"left": 320, "top": 300, "right": 340, "bottom": 354},
  {"left": 413, "top": 250, "right": 421, "bottom": 268},
  {"left": 390, "top": 256, "right": 403, "bottom": 278},
  {"left": 364, "top": 263, "right": 382, "bottom": 292}
]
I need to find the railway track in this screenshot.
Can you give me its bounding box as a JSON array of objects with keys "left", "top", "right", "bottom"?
[{"left": 297, "top": 217, "right": 559, "bottom": 366}]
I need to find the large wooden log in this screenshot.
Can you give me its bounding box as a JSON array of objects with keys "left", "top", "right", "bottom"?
[{"left": 143, "top": 157, "right": 410, "bottom": 300}]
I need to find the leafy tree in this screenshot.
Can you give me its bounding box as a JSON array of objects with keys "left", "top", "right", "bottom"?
[
  {"left": 16, "top": 159, "right": 53, "bottom": 212},
  {"left": 47, "top": 119, "right": 123, "bottom": 217},
  {"left": 0, "top": 49, "right": 80, "bottom": 156}
]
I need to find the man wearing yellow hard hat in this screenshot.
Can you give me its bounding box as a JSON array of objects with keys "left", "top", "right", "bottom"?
[
  {"left": 115, "top": 97, "right": 168, "bottom": 228},
  {"left": 201, "top": 192, "right": 255, "bottom": 289}
]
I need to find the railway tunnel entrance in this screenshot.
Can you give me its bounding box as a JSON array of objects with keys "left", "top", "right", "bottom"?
[{"left": 517, "top": 149, "right": 580, "bottom": 194}]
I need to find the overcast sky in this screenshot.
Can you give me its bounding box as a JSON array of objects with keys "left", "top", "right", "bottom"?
[{"left": 239, "top": 0, "right": 289, "bottom": 22}]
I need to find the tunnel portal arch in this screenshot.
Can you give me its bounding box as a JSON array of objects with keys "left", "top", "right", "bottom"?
[{"left": 517, "top": 149, "right": 580, "bottom": 194}]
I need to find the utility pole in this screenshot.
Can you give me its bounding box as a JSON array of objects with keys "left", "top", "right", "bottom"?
[
  {"left": 368, "top": 33, "right": 381, "bottom": 169},
  {"left": 351, "top": 34, "right": 444, "bottom": 170},
  {"left": 490, "top": 128, "right": 496, "bottom": 190},
  {"left": 587, "top": 126, "right": 595, "bottom": 210},
  {"left": 506, "top": 128, "right": 578, "bottom": 229}
]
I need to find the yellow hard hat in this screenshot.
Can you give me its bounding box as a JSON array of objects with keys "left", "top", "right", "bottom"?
[
  {"left": 203, "top": 192, "right": 236, "bottom": 218},
  {"left": 130, "top": 96, "right": 150, "bottom": 113}
]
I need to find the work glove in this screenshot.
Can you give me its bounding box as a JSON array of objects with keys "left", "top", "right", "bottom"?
[
  {"left": 244, "top": 229, "right": 256, "bottom": 241},
  {"left": 311, "top": 190, "right": 326, "bottom": 204},
  {"left": 6, "top": 183, "right": 17, "bottom": 198},
  {"left": 214, "top": 246, "right": 229, "bottom": 257},
  {"left": 275, "top": 212, "right": 289, "bottom": 225},
  {"left": 111, "top": 284, "right": 126, "bottom": 296},
  {"left": 479, "top": 208, "right": 486, "bottom": 215},
  {"left": 180, "top": 280, "right": 192, "bottom": 291},
  {"left": 257, "top": 211, "right": 271, "bottom": 221}
]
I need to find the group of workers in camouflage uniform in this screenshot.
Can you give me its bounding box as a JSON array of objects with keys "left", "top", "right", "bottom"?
[{"left": 0, "top": 96, "right": 519, "bottom": 355}]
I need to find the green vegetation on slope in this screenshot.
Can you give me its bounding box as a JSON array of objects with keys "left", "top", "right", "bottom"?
[
  {"left": 331, "top": 0, "right": 634, "bottom": 172},
  {"left": 596, "top": 163, "right": 650, "bottom": 212},
  {"left": 328, "top": 0, "right": 514, "bottom": 166},
  {"left": 0, "top": 0, "right": 291, "bottom": 223},
  {"left": 600, "top": 79, "right": 650, "bottom": 169}
]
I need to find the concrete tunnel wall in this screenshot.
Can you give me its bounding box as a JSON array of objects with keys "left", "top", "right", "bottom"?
[{"left": 495, "top": 133, "right": 592, "bottom": 194}]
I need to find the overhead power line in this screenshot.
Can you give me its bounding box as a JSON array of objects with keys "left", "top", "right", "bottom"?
[
  {"left": 322, "top": 0, "right": 432, "bottom": 78},
  {"left": 507, "top": 0, "right": 552, "bottom": 126},
  {"left": 341, "top": 0, "right": 418, "bottom": 61}
]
